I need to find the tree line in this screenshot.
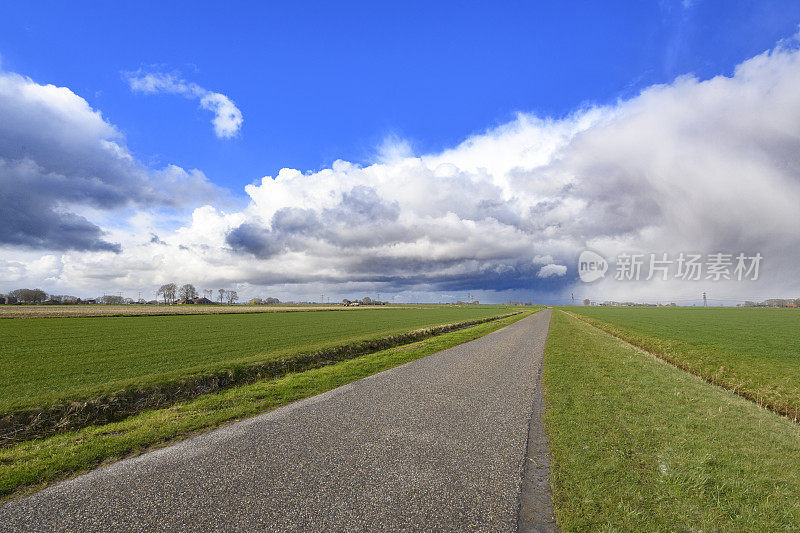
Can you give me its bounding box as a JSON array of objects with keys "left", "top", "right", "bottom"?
[
  {"left": 155, "top": 284, "right": 238, "bottom": 305},
  {"left": 1, "top": 286, "right": 241, "bottom": 305}
]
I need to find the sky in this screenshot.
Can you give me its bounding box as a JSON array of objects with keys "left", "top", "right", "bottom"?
[{"left": 1, "top": 1, "right": 800, "bottom": 304}]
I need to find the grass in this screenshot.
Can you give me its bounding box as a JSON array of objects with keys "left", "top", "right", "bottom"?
[
  {"left": 0, "top": 310, "right": 533, "bottom": 500},
  {"left": 0, "top": 306, "right": 511, "bottom": 414},
  {"left": 0, "top": 304, "right": 356, "bottom": 319},
  {"left": 544, "top": 311, "right": 800, "bottom": 530},
  {"left": 565, "top": 306, "right": 800, "bottom": 419}
]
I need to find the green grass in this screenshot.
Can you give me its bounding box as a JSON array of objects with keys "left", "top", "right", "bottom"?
[
  {"left": 566, "top": 306, "right": 800, "bottom": 419},
  {"left": 0, "top": 306, "right": 511, "bottom": 413},
  {"left": 0, "top": 311, "right": 533, "bottom": 500},
  {"left": 544, "top": 311, "right": 800, "bottom": 530}
]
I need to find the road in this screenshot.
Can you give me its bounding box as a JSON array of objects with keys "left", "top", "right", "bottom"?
[{"left": 0, "top": 310, "right": 555, "bottom": 532}]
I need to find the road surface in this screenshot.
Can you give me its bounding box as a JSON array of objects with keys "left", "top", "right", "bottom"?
[{"left": 0, "top": 310, "right": 555, "bottom": 532}]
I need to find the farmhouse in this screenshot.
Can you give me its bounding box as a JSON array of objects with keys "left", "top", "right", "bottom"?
[{"left": 177, "top": 297, "right": 215, "bottom": 305}]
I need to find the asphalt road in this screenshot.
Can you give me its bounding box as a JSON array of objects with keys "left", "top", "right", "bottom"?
[{"left": 0, "top": 309, "right": 555, "bottom": 532}]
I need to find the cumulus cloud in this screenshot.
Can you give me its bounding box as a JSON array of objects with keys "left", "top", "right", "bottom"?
[
  {"left": 125, "top": 71, "right": 243, "bottom": 138},
  {"left": 5, "top": 35, "right": 800, "bottom": 303},
  {"left": 208, "top": 35, "right": 800, "bottom": 300},
  {"left": 0, "top": 69, "right": 218, "bottom": 252},
  {"left": 537, "top": 264, "right": 567, "bottom": 278}
]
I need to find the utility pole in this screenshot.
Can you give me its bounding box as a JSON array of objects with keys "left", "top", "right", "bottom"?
[{"left": 702, "top": 291, "right": 707, "bottom": 307}]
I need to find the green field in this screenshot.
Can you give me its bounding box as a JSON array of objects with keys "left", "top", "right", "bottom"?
[
  {"left": 566, "top": 306, "right": 800, "bottom": 419},
  {"left": 544, "top": 311, "right": 800, "bottom": 530},
  {"left": 0, "top": 311, "right": 533, "bottom": 499},
  {"left": 0, "top": 306, "right": 512, "bottom": 414}
]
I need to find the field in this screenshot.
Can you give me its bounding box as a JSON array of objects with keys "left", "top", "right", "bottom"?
[
  {"left": 0, "top": 303, "right": 389, "bottom": 319},
  {"left": 566, "top": 306, "right": 800, "bottom": 418},
  {"left": 1, "top": 307, "right": 514, "bottom": 414},
  {"left": 544, "top": 310, "right": 800, "bottom": 529},
  {"left": 0, "top": 311, "right": 534, "bottom": 499}
]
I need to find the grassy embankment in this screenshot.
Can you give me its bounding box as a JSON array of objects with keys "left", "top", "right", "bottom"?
[
  {"left": 544, "top": 310, "right": 800, "bottom": 530},
  {"left": 566, "top": 306, "right": 800, "bottom": 419},
  {"left": 0, "top": 310, "right": 534, "bottom": 500}
]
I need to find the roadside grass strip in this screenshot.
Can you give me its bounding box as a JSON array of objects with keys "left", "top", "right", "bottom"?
[
  {"left": 0, "top": 311, "right": 533, "bottom": 500},
  {"left": 566, "top": 307, "right": 800, "bottom": 422},
  {"left": 544, "top": 311, "right": 800, "bottom": 530}
]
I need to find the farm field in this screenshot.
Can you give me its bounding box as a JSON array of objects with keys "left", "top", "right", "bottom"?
[
  {"left": 0, "top": 303, "right": 394, "bottom": 319},
  {"left": 0, "top": 306, "right": 515, "bottom": 415},
  {"left": 0, "top": 311, "right": 534, "bottom": 499},
  {"left": 544, "top": 311, "right": 800, "bottom": 529},
  {"left": 566, "top": 306, "right": 800, "bottom": 419}
]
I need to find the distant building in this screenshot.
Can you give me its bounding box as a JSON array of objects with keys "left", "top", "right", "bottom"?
[{"left": 178, "top": 297, "right": 215, "bottom": 305}]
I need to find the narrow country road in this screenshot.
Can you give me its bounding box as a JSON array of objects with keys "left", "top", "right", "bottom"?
[{"left": 0, "top": 310, "right": 556, "bottom": 532}]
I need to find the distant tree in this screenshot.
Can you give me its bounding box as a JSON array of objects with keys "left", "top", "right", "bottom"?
[
  {"left": 342, "top": 299, "right": 351, "bottom": 305},
  {"left": 178, "top": 284, "right": 198, "bottom": 301},
  {"left": 9, "top": 288, "right": 48, "bottom": 304},
  {"left": 47, "top": 294, "right": 79, "bottom": 304},
  {"left": 265, "top": 297, "right": 280, "bottom": 305},
  {"left": 218, "top": 288, "right": 226, "bottom": 303},
  {"left": 203, "top": 289, "right": 213, "bottom": 300},
  {"left": 583, "top": 299, "right": 590, "bottom": 306},
  {"left": 157, "top": 283, "right": 178, "bottom": 304},
  {"left": 226, "top": 290, "right": 239, "bottom": 305},
  {"left": 98, "top": 295, "right": 125, "bottom": 305}
]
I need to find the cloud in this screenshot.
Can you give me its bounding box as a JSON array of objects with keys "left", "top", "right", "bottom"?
[
  {"left": 537, "top": 264, "right": 567, "bottom": 278},
  {"left": 0, "top": 69, "right": 218, "bottom": 252},
  {"left": 209, "top": 36, "right": 800, "bottom": 300},
  {"left": 125, "top": 70, "right": 243, "bottom": 138},
  {"left": 5, "top": 34, "right": 800, "bottom": 303}
]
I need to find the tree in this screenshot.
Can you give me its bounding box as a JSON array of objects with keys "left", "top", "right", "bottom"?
[
  {"left": 178, "top": 284, "right": 197, "bottom": 301},
  {"left": 48, "top": 294, "right": 79, "bottom": 304},
  {"left": 226, "top": 290, "right": 238, "bottom": 305},
  {"left": 218, "top": 288, "right": 226, "bottom": 304},
  {"left": 157, "top": 283, "right": 178, "bottom": 304},
  {"left": 265, "top": 297, "right": 280, "bottom": 305},
  {"left": 9, "top": 288, "right": 48, "bottom": 304}
]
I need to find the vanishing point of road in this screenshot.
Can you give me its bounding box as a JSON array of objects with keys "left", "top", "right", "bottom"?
[{"left": 0, "top": 310, "right": 556, "bottom": 532}]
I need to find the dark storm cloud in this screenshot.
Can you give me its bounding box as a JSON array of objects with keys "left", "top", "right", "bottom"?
[
  {"left": 226, "top": 185, "right": 408, "bottom": 256},
  {"left": 0, "top": 70, "right": 216, "bottom": 252}
]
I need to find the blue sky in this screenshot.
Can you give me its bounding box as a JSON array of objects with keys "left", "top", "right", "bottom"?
[
  {"left": 2, "top": 1, "right": 799, "bottom": 193},
  {"left": 2, "top": 1, "right": 800, "bottom": 303}
]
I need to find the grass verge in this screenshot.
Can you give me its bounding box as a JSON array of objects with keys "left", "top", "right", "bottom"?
[
  {"left": 0, "top": 310, "right": 533, "bottom": 501},
  {"left": 544, "top": 311, "right": 800, "bottom": 530},
  {"left": 565, "top": 307, "right": 800, "bottom": 421}
]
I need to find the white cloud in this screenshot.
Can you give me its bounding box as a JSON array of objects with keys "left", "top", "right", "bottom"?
[
  {"left": 125, "top": 70, "right": 243, "bottom": 138},
  {"left": 537, "top": 264, "right": 567, "bottom": 278},
  {"left": 4, "top": 34, "right": 800, "bottom": 303},
  {"left": 0, "top": 69, "right": 218, "bottom": 253}
]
